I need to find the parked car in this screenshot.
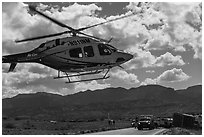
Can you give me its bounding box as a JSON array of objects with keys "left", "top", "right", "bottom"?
[
  {"left": 163, "top": 118, "right": 173, "bottom": 128},
  {"left": 131, "top": 119, "right": 137, "bottom": 128},
  {"left": 153, "top": 118, "right": 161, "bottom": 128}
]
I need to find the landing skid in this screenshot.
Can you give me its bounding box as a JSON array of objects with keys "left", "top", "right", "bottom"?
[{"left": 54, "top": 69, "right": 110, "bottom": 83}]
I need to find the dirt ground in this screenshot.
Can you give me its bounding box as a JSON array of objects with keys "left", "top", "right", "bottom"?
[
  {"left": 162, "top": 127, "right": 202, "bottom": 135},
  {"left": 2, "top": 118, "right": 131, "bottom": 135}
]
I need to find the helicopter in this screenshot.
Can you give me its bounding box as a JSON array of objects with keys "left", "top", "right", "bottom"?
[{"left": 3, "top": 5, "right": 134, "bottom": 83}]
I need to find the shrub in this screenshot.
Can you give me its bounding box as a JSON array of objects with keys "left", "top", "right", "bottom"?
[
  {"left": 4, "top": 123, "right": 16, "bottom": 129},
  {"left": 2, "top": 116, "right": 9, "bottom": 120}
]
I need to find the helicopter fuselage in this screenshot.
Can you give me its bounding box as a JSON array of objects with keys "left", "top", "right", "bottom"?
[{"left": 3, "top": 36, "right": 133, "bottom": 73}]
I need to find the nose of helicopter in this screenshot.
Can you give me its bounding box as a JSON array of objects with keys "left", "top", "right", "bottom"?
[
  {"left": 125, "top": 53, "right": 134, "bottom": 61},
  {"left": 116, "top": 52, "right": 133, "bottom": 64}
]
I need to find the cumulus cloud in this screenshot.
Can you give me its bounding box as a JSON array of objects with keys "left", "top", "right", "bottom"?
[
  {"left": 141, "top": 68, "right": 190, "bottom": 85},
  {"left": 155, "top": 52, "right": 185, "bottom": 67},
  {"left": 157, "top": 68, "right": 190, "bottom": 83},
  {"left": 146, "top": 70, "right": 155, "bottom": 73},
  {"left": 158, "top": 2, "right": 202, "bottom": 59},
  {"left": 3, "top": 3, "right": 57, "bottom": 43},
  {"left": 125, "top": 2, "right": 202, "bottom": 59},
  {"left": 126, "top": 48, "right": 185, "bottom": 69},
  {"left": 2, "top": 70, "right": 47, "bottom": 86},
  {"left": 110, "top": 69, "right": 139, "bottom": 84},
  {"left": 140, "top": 78, "right": 157, "bottom": 86},
  {"left": 125, "top": 48, "right": 156, "bottom": 69},
  {"left": 74, "top": 80, "right": 111, "bottom": 93}
]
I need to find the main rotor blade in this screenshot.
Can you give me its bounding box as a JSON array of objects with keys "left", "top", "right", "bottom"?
[
  {"left": 76, "top": 13, "right": 136, "bottom": 42},
  {"left": 29, "top": 5, "right": 76, "bottom": 31},
  {"left": 15, "top": 31, "right": 70, "bottom": 43},
  {"left": 76, "top": 12, "right": 138, "bottom": 42},
  {"left": 77, "top": 31, "right": 109, "bottom": 43},
  {"left": 77, "top": 12, "right": 136, "bottom": 32}
]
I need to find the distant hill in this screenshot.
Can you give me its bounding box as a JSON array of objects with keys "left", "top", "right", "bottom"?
[
  {"left": 177, "top": 85, "right": 202, "bottom": 104},
  {"left": 2, "top": 85, "right": 202, "bottom": 121}
]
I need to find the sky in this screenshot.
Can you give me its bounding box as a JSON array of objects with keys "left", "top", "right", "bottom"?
[{"left": 2, "top": 2, "right": 202, "bottom": 98}]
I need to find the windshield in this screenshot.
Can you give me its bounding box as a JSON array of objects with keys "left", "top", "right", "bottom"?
[
  {"left": 106, "top": 44, "right": 117, "bottom": 52},
  {"left": 98, "top": 44, "right": 112, "bottom": 55},
  {"left": 140, "top": 118, "right": 150, "bottom": 121},
  {"left": 32, "top": 43, "right": 46, "bottom": 52}
]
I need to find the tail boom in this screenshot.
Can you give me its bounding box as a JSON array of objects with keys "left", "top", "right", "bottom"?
[{"left": 3, "top": 52, "right": 36, "bottom": 72}]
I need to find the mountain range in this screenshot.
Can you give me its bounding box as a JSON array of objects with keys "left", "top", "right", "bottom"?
[{"left": 2, "top": 85, "right": 202, "bottom": 121}]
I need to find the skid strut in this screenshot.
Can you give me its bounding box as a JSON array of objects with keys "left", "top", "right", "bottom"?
[{"left": 54, "top": 69, "right": 110, "bottom": 83}]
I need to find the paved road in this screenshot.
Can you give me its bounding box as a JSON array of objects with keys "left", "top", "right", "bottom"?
[{"left": 87, "top": 128, "right": 166, "bottom": 135}]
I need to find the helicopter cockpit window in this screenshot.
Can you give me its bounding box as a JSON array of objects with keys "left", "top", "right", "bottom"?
[
  {"left": 84, "top": 46, "right": 94, "bottom": 57},
  {"left": 106, "top": 44, "right": 117, "bottom": 52},
  {"left": 39, "top": 43, "right": 45, "bottom": 49},
  {"left": 98, "top": 44, "right": 112, "bottom": 55},
  {"left": 69, "top": 48, "right": 83, "bottom": 58},
  {"left": 55, "top": 39, "right": 60, "bottom": 46}
]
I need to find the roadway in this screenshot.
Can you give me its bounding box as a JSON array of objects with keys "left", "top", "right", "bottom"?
[{"left": 87, "top": 128, "right": 166, "bottom": 135}]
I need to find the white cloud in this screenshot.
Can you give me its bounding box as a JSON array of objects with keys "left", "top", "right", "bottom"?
[
  {"left": 2, "top": 70, "right": 47, "bottom": 86},
  {"left": 125, "top": 48, "right": 156, "bottom": 69},
  {"left": 2, "top": 62, "right": 56, "bottom": 84},
  {"left": 155, "top": 52, "right": 185, "bottom": 67},
  {"left": 58, "top": 87, "right": 76, "bottom": 95},
  {"left": 2, "top": 85, "right": 58, "bottom": 99},
  {"left": 44, "top": 3, "right": 102, "bottom": 30},
  {"left": 146, "top": 70, "right": 155, "bottom": 73},
  {"left": 74, "top": 80, "right": 111, "bottom": 93},
  {"left": 158, "top": 2, "right": 202, "bottom": 59},
  {"left": 125, "top": 2, "right": 201, "bottom": 59},
  {"left": 2, "top": 2, "right": 55, "bottom": 42},
  {"left": 157, "top": 68, "right": 190, "bottom": 83},
  {"left": 141, "top": 68, "right": 190, "bottom": 85},
  {"left": 140, "top": 78, "right": 157, "bottom": 86},
  {"left": 110, "top": 69, "right": 139, "bottom": 84},
  {"left": 2, "top": 62, "right": 58, "bottom": 99},
  {"left": 2, "top": 86, "right": 28, "bottom": 98},
  {"left": 126, "top": 48, "right": 185, "bottom": 69}
]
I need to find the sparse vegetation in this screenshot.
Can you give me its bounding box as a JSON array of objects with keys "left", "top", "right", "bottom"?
[
  {"left": 163, "top": 127, "right": 202, "bottom": 135},
  {"left": 3, "top": 116, "right": 9, "bottom": 120},
  {"left": 2, "top": 118, "right": 131, "bottom": 135},
  {"left": 4, "top": 123, "right": 16, "bottom": 129}
]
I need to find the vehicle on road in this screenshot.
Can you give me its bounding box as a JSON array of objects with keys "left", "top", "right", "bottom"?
[{"left": 137, "top": 117, "right": 155, "bottom": 130}]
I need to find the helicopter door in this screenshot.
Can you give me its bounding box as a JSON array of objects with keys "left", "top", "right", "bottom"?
[
  {"left": 55, "top": 38, "right": 60, "bottom": 46},
  {"left": 69, "top": 47, "right": 83, "bottom": 58},
  {"left": 84, "top": 46, "right": 94, "bottom": 57}
]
